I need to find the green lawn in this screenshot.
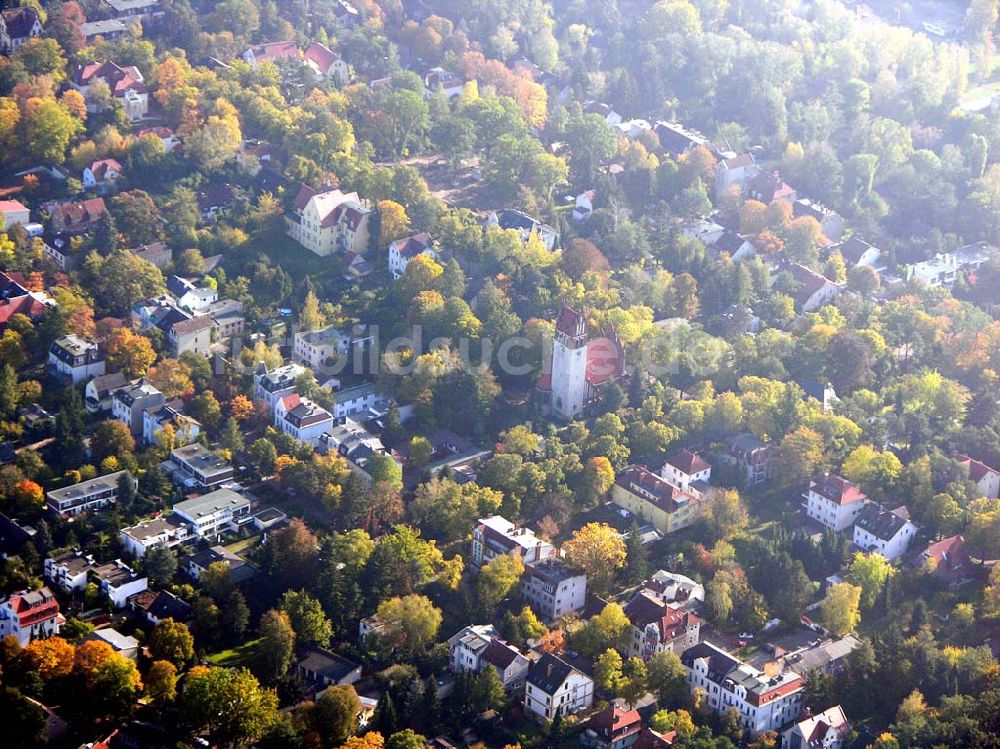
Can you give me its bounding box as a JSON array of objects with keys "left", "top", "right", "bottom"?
[
  {"left": 237, "top": 233, "right": 344, "bottom": 283},
  {"left": 205, "top": 638, "right": 261, "bottom": 667}
]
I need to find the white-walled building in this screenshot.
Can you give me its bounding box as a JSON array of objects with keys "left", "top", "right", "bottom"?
[
  {"left": 274, "top": 393, "right": 334, "bottom": 446},
  {"left": 471, "top": 515, "right": 556, "bottom": 568},
  {"left": 681, "top": 642, "right": 805, "bottom": 734},
  {"left": 622, "top": 592, "right": 701, "bottom": 660},
  {"left": 48, "top": 335, "right": 105, "bottom": 384},
  {"left": 112, "top": 379, "right": 165, "bottom": 435},
  {"left": 388, "top": 233, "right": 435, "bottom": 279},
  {"left": 331, "top": 383, "right": 387, "bottom": 419},
  {"left": 803, "top": 474, "right": 867, "bottom": 532},
  {"left": 90, "top": 560, "right": 148, "bottom": 609},
  {"left": 294, "top": 325, "right": 351, "bottom": 371},
  {"left": 520, "top": 557, "right": 587, "bottom": 621},
  {"left": 448, "top": 624, "right": 500, "bottom": 672},
  {"left": 172, "top": 488, "right": 252, "bottom": 540},
  {"left": 661, "top": 449, "right": 711, "bottom": 495},
  {"left": 164, "top": 443, "right": 234, "bottom": 490},
  {"left": 0, "top": 587, "right": 62, "bottom": 645},
  {"left": 958, "top": 454, "right": 1000, "bottom": 499},
  {"left": 119, "top": 515, "right": 189, "bottom": 558},
  {"left": 44, "top": 551, "right": 94, "bottom": 594},
  {"left": 782, "top": 705, "right": 851, "bottom": 749},
  {"left": 852, "top": 505, "right": 918, "bottom": 562},
  {"left": 524, "top": 653, "right": 594, "bottom": 720},
  {"left": 46, "top": 471, "right": 134, "bottom": 518},
  {"left": 253, "top": 362, "right": 306, "bottom": 411},
  {"left": 142, "top": 399, "right": 201, "bottom": 447},
  {"left": 286, "top": 184, "right": 371, "bottom": 256}
]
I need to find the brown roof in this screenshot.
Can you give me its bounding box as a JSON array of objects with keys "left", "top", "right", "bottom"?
[
  {"left": 555, "top": 305, "right": 586, "bottom": 338},
  {"left": 392, "top": 232, "right": 433, "bottom": 258},
  {"left": 809, "top": 474, "right": 866, "bottom": 506},
  {"left": 616, "top": 465, "right": 699, "bottom": 514},
  {"left": 169, "top": 315, "right": 213, "bottom": 336},
  {"left": 957, "top": 454, "right": 1000, "bottom": 483},
  {"left": 304, "top": 41, "right": 340, "bottom": 72},
  {"left": 587, "top": 705, "right": 641, "bottom": 741},
  {"left": 481, "top": 639, "right": 520, "bottom": 670},
  {"left": 53, "top": 197, "right": 108, "bottom": 228},
  {"left": 925, "top": 535, "right": 973, "bottom": 580},
  {"left": 2, "top": 6, "right": 41, "bottom": 38},
  {"left": 665, "top": 449, "right": 711, "bottom": 475}
]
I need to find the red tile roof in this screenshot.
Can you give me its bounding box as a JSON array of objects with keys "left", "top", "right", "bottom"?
[
  {"left": 585, "top": 330, "right": 625, "bottom": 386},
  {"left": 665, "top": 449, "right": 711, "bottom": 475},
  {"left": 281, "top": 393, "right": 301, "bottom": 411},
  {"left": 555, "top": 305, "right": 586, "bottom": 338},
  {"left": 957, "top": 454, "right": 1000, "bottom": 483},
  {"left": 89, "top": 159, "right": 122, "bottom": 182},
  {"left": 304, "top": 41, "right": 340, "bottom": 72},
  {"left": 617, "top": 465, "right": 699, "bottom": 514},
  {"left": 8, "top": 587, "right": 60, "bottom": 628},
  {"left": 587, "top": 705, "right": 641, "bottom": 741},
  {"left": 925, "top": 535, "right": 974, "bottom": 580},
  {"left": 0, "top": 199, "right": 28, "bottom": 214},
  {"left": 810, "top": 474, "right": 866, "bottom": 506},
  {"left": 248, "top": 41, "right": 300, "bottom": 63}
]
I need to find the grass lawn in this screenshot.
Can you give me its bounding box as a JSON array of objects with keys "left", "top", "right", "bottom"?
[
  {"left": 225, "top": 536, "right": 258, "bottom": 555},
  {"left": 237, "top": 233, "right": 344, "bottom": 283},
  {"left": 205, "top": 638, "right": 261, "bottom": 667}
]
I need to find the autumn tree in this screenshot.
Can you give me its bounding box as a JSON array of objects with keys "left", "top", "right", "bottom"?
[
  {"left": 23, "top": 637, "right": 75, "bottom": 680},
  {"left": 821, "top": 582, "right": 861, "bottom": 637},
  {"left": 148, "top": 618, "right": 194, "bottom": 667},
  {"left": 258, "top": 609, "right": 296, "bottom": 682},
  {"left": 563, "top": 523, "right": 627, "bottom": 596},
  {"left": 309, "top": 685, "right": 362, "bottom": 747},
  {"left": 105, "top": 328, "right": 156, "bottom": 377},
  {"left": 377, "top": 200, "right": 410, "bottom": 247},
  {"left": 146, "top": 660, "right": 178, "bottom": 703},
  {"left": 476, "top": 553, "right": 525, "bottom": 610},
  {"left": 846, "top": 552, "right": 895, "bottom": 609},
  {"left": 90, "top": 421, "right": 135, "bottom": 464},
  {"left": 774, "top": 426, "right": 825, "bottom": 488},
  {"left": 279, "top": 589, "right": 332, "bottom": 647},
  {"left": 181, "top": 666, "right": 278, "bottom": 748},
  {"left": 372, "top": 594, "right": 442, "bottom": 657}
]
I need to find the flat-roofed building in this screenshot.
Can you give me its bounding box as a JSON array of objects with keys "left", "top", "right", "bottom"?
[
  {"left": 120, "top": 514, "right": 189, "bottom": 558},
  {"left": 165, "top": 443, "right": 234, "bottom": 490},
  {"left": 46, "top": 470, "right": 134, "bottom": 517},
  {"left": 471, "top": 515, "right": 556, "bottom": 568},
  {"left": 520, "top": 557, "right": 586, "bottom": 621},
  {"left": 172, "top": 488, "right": 252, "bottom": 540}
]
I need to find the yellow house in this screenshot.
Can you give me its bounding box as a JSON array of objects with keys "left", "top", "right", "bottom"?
[{"left": 611, "top": 465, "right": 704, "bottom": 535}]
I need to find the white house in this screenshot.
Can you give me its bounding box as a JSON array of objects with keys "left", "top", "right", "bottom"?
[
  {"left": 319, "top": 417, "right": 398, "bottom": 487},
  {"left": 524, "top": 653, "right": 594, "bottom": 720},
  {"left": 583, "top": 100, "right": 622, "bottom": 126},
  {"left": 142, "top": 399, "right": 200, "bottom": 447},
  {"left": 639, "top": 570, "right": 705, "bottom": 606},
  {"left": 0, "top": 199, "right": 30, "bottom": 228},
  {"left": 803, "top": 474, "right": 867, "bottom": 532},
  {"left": 486, "top": 209, "right": 559, "bottom": 252},
  {"left": 44, "top": 551, "right": 94, "bottom": 594},
  {"left": 253, "top": 362, "right": 306, "bottom": 411},
  {"left": 714, "top": 152, "right": 761, "bottom": 199},
  {"left": 785, "top": 262, "right": 842, "bottom": 312},
  {"left": 661, "top": 449, "right": 711, "bottom": 495},
  {"left": 958, "top": 454, "right": 1000, "bottom": 499},
  {"left": 70, "top": 60, "right": 148, "bottom": 120},
  {"left": 681, "top": 642, "right": 805, "bottom": 734},
  {"left": 836, "top": 236, "right": 881, "bottom": 268},
  {"left": 46, "top": 471, "right": 134, "bottom": 518},
  {"left": 520, "top": 557, "right": 587, "bottom": 621},
  {"left": 304, "top": 41, "right": 350, "bottom": 84},
  {"left": 164, "top": 443, "right": 234, "bottom": 490},
  {"left": 82, "top": 159, "right": 123, "bottom": 191},
  {"left": 85, "top": 372, "right": 127, "bottom": 414},
  {"left": 119, "top": 515, "right": 189, "bottom": 558},
  {"left": 782, "top": 705, "right": 851, "bottom": 749},
  {"left": 622, "top": 592, "right": 701, "bottom": 660},
  {"left": 293, "top": 325, "right": 352, "bottom": 371},
  {"left": 112, "top": 379, "right": 165, "bottom": 435},
  {"left": 48, "top": 334, "right": 105, "bottom": 384},
  {"left": 172, "top": 488, "right": 252, "bottom": 540},
  {"left": 167, "top": 275, "right": 218, "bottom": 311},
  {"left": 0, "top": 587, "right": 62, "bottom": 646},
  {"left": 274, "top": 393, "right": 334, "bottom": 446},
  {"left": 471, "top": 515, "right": 556, "bottom": 568},
  {"left": 424, "top": 67, "right": 465, "bottom": 98},
  {"left": 90, "top": 560, "right": 148, "bottom": 609},
  {"left": 794, "top": 199, "right": 845, "bottom": 242},
  {"left": 0, "top": 7, "right": 43, "bottom": 54},
  {"left": 388, "top": 232, "right": 435, "bottom": 279},
  {"left": 852, "top": 504, "right": 918, "bottom": 561},
  {"left": 448, "top": 624, "right": 500, "bottom": 672},
  {"left": 331, "top": 383, "right": 387, "bottom": 419},
  {"left": 286, "top": 184, "right": 371, "bottom": 256}
]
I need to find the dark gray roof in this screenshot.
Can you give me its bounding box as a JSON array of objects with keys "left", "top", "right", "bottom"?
[
  {"left": 297, "top": 646, "right": 361, "bottom": 683},
  {"left": 527, "top": 652, "right": 574, "bottom": 693},
  {"left": 680, "top": 642, "right": 740, "bottom": 684},
  {"left": 855, "top": 504, "right": 909, "bottom": 541}
]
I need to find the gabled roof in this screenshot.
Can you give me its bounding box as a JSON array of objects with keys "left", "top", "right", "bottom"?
[
  {"left": 168, "top": 314, "right": 213, "bottom": 336},
  {"left": 957, "top": 454, "right": 1000, "bottom": 483},
  {"left": 586, "top": 705, "right": 641, "bottom": 741},
  {"left": 838, "top": 236, "right": 878, "bottom": 265},
  {"left": 527, "top": 652, "right": 577, "bottom": 694},
  {"left": 88, "top": 159, "right": 122, "bottom": 181},
  {"left": 680, "top": 642, "right": 740, "bottom": 684},
  {"left": 809, "top": 474, "right": 866, "bottom": 506},
  {"left": 586, "top": 329, "right": 625, "bottom": 386},
  {"left": 2, "top": 6, "right": 41, "bottom": 38},
  {"left": 481, "top": 638, "right": 522, "bottom": 670},
  {"left": 665, "top": 449, "right": 711, "bottom": 475},
  {"left": 304, "top": 41, "right": 341, "bottom": 72},
  {"left": 924, "top": 535, "right": 973, "bottom": 579},
  {"left": 391, "top": 232, "right": 433, "bottom": 258},
  {"left": 792, "top": 705, "right": 851, "bottom": 744},
  {"left": 616, "top": 465, "right": 699, "bottom": 514},
  {"left": 855, "top": 503, "right": 910, "bottom": 542},
  {"left": 247, "top": 40, "right": 300, "bottom": 63},
  {"left": 52, "top": 198, "right": 108, "bottom": 227}
]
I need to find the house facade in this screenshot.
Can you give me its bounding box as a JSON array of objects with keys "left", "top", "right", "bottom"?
[
  {"left": 782, "top": 705, "right": 851, "bottom": 749},
  {"left": 580, "top": 705, "right": 642, "bottom": 749},
  {"left": 0, "top": 587, "right": 63, "bottom": 645},
  {"left": 471, "top": 515, "right": 556, "bottom": 568},
  {"left": 612, "top": 465, "right": 704, "bottom": 536},
  {"left": 172, "top": 488, "right": 252, "bottom": 540},
  {"left": 958, "top": 454, "right": 1000, "bottom": 499},
  {"left": 852, "top": 504, "right": 918, "bottom": 561},
  {"left": 0, "top": 7, "right": 43, "bottom": 53},
  {"left": 525, "top": 653, "right": 594, "bottom": 720},
  {"left": 622, "top": 592, "right": 701, "bottom": 660},
  {"left": 82, "top": 159, "right": 123, "bottom": 191},
  {"left": 286, "top": 184, "right": 371, "bottom": 256},
  {"left": 388, "top": 232, "right": 436, "bottom": 279},
  {"left": 803, "top": 474, "right": 867, "bottom": 532},
  {"left": 274, "top": 393, "right": 334, "bottom": 446},
  {"left": 46, "top": 470, "right": 134, "bottom": 517},
  {"left": 85, "top": 372, "right": 127, "bottom": 413},
  {"left": 166, "top": 443, "right": 234, "bottom": 490},
  {"left": 253, "top": 362, "right": 306, "bottom": 411},
  {"left": 520, "top": 557, "right": 587, "bottom": 621},
  {"left": 661, "top": 449, "right": 711, "bottom": 494},
  {"left": 112, "top": 379, "right": 165, "bottom": 435},
  {"left": 725, "top": 434, "right": 774, "bottom": 486},
  {"left": 142, "top": 399, "right": 200, "bottom": 447},
  {"left": 682, "top": 642, "right": 805, "bottom": 734},
  {"left": 48, "top": 335, "right": 105, "bottom": 384},
  {"left": 70, "top": 60, "right": 148, "bottom": 120}
]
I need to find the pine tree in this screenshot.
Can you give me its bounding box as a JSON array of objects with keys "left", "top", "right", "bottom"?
[
  {"left": 94, "top": 211, "right": 119, "bottom": 254},
  {"left": 625, "top": 520, "right": 650, "bottom": 583},
  {"left": 420, "top": 675, "right": 441, "bottom": 733},
  {"left": 0, "top": 364, "right": 19, "bottom": 419},
  {"left": 374, "top": 691, "right": 399, "bottom": 736}
]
